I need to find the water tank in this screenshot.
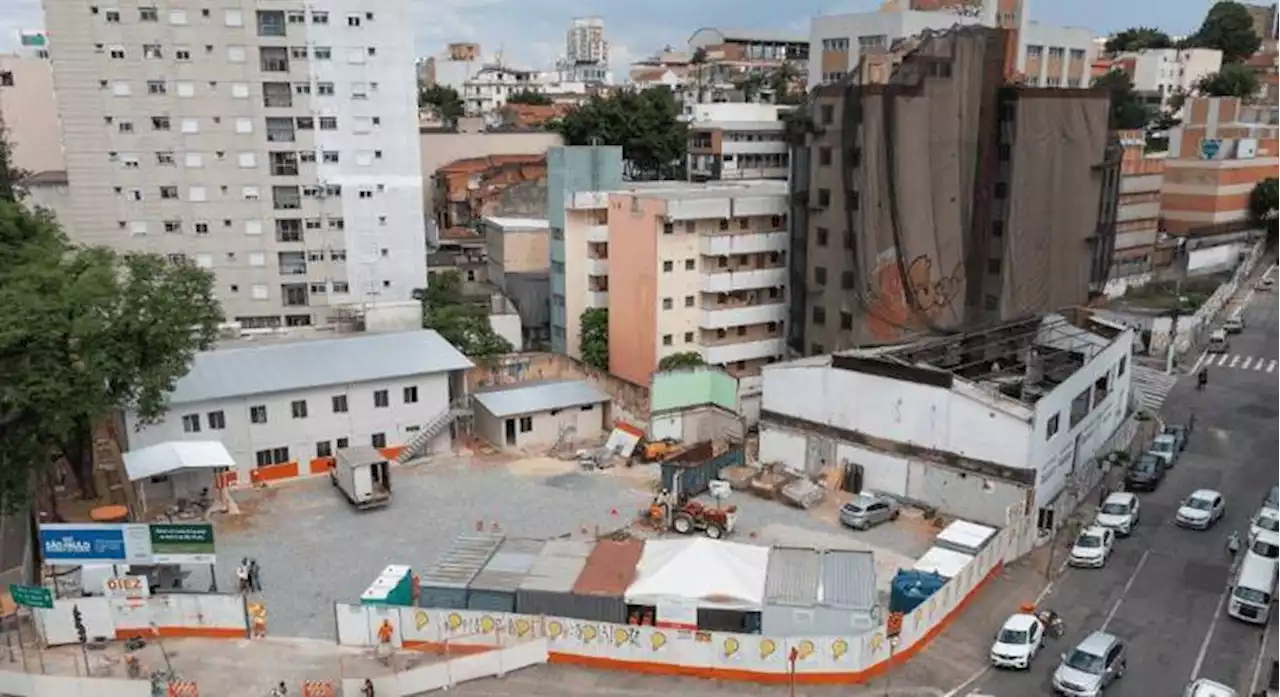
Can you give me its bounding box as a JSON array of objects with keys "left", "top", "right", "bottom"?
[{"left": 888, "top": 569, "right": 946, "bottom": 614}]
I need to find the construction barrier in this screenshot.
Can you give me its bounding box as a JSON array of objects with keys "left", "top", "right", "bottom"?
[
  {"left": 341, "top": 638, "right": 549, "bottom": 697},
  {"left": 167, "top": 681, "right": 199, "bottom": 697},
  {"left": 301, "top": 680, "right": 335, "bottom": 697},
  {"left": 0, "top": 671, "right": 152, "bottom": 696},
  {"left": 34, "top": 594, "right": 248, "bottom": 646}
]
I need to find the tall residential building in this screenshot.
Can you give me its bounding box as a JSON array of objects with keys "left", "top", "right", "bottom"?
[
  {"left": 1108, "top": 129, "right": 1165, "bottom": 294},
  {"left": 565, "top": 16, "right": 608, "bottom": 69},
  {"left": 461, "top": 64, "right": 542, "bottom": 118},
  {"left": 794, "top": 26, "right": 1119, "bottom": 354},
  {"left": 686, "top": 103, "right": 792, "bottom": 182},
  {"left": 0, "top": 52, "right": 65, "bottom": 175},
  {"left": 42, "top": 1, "right": 427, "bottom": 331}
]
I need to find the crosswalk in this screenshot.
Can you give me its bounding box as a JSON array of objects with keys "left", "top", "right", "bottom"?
[
  {"left": 1131, "top": 365, "right": 1178, "bottom": 414},
  {"left": 1196, "top": 353, "right": 1277, "bottom": 373}
]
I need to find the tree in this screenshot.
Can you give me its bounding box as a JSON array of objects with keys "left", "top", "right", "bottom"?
[
  {"left": 1250, "top": 177, "right": 1278, "bottom": 224},
  {"left": 421, "top": 271, "right": 514, "bottom": 360},
  {"left": 0, "top": 119, "right": 28, "bottom": 203},
  {"left": 769, "top": 62, "right": 805, "bottom": 105},
  {"left": 418, "top": 85, "right": 465, "bottom": 127},
  {"left": 507, "top": 90, "right": 552, "bottom": 106},
  {"left": 1194, "top": 63, "right": 1262, "bottom": 98},
  {"left": 0, "top": 204, "right": 223, "bottom": 500},
  {"left": 551, "top": 87, "right": 688, "bottom": 180},
  {"left": 657, "top": 352, "right": 705, "bottom": 370},
  {"left": 1190, "top": 1, "right": 1262, "bottom": 63},
  {"left": 1093, "top": 69, "right": 1152, "bottom": 130},
  {"left": 579, "top": 308, "right": 608, "bottom": 370},
  {"left": 1104, "top": 27, "right": 1174, "bottom": 54}
]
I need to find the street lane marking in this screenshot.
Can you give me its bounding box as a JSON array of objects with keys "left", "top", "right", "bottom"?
[
  {"left": 1242, "top": 357, "right": 1253, "bottom": 370},
  {"left": 941, "top": 666, "right": 988, "bottom": 697},
  {"left": 1247, "top": 618, "right": 1275, "bottom": 694},
  {"left": 1101, "top": 549, "right": 1151, "bottom": 631},
  {"left": 1189, "top": 581, "right": 1232, "bottom": 681},
  {"left": 1230, "top": 355, "right": 1241, "bottom": 368},
  {"left": 1218, "top": 353, "right": 1231, "bottom": 367},
  {"left": 1191, "top": 350, "right": 1209, "bottom": 374},
  {"left": 1270, "top": 360, "right": 1277, "bottom": 373},
  {"left": 1256, "top": 360, "right": 1266, "bottom": 371}
]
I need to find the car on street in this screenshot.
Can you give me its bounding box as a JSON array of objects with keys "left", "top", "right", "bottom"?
[
  {"left": 1162, "top": 423, "right": 1189, "bottom": 451},
  {"left": 1265, "top": 485, "right": 1279, "bottom": 510},
  {"left": 1175, "top": 489, "right": 1225, "bottom": 530},
  {"left": 1248, "top": 529, "right": 1279, "bottom": 567},
  {"left": 837, "top": 492, "right": 900, "bottom": 530},
  {"left": 1251, "top": 507, "right": 1279, "bottom": 542},
  {"left": 1208, "top": 329, "right": 1230, "bottom": 353},
  {"left": 1223, "top": 314, "right": 1246, "bottom": 334},
  {"left": 988, "top": 612, "right": 1045, "bottom": 670},
  {"left": 1096, "top": 492, "right": 1140, "bottom": 536},
  {"left": 1125, "top": 453, "right": 1165, "bottom": 492},
  {"left": 1052, "top": 630, "right": 1127, "bottom": 696},
  {"left": 1183, "top": 678, "right": 1238, "bottom": 697},
  {"left": 1148, "top": 434, "right": 1180, "bottom": 469},
  {"left": 1068, "top": 526, "right": 1115, "bottom": 568}
]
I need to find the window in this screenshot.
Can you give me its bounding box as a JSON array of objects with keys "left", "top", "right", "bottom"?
[
  {"left": 819, "top": 147, "right": 832, "bottom": 166},
  {"left": 156, "top": 151, "right": 174, "bottom": 165},
  {"left": 841, "top": 270, "right": 854, "bottom": 290},
  {"left": 312, "top": 10, "right": 329, "bottom": 23},
  {"left": 1093, "top": 374, "right": 1110, "bottom": 405},
  {"left": 817, "top": 189, "right": 831, "bottom": 207},
  {"left": 816, "top": 227, "right": 829, "bottom": 247},
  {"left": 147, "top": 80, "right": 167, "bottom": 94},
  {"left": 840, "top": 312, "right": 853, "bottom": 330},
  {"left": 313, "top": 46, "right": 331, "bottom": 60},
  {"left": 373, "top": 389, "right": 389, "bottom": 408},
  {"left": 207, "top": 410, "right": 226, "bottom": 430},
  {"left": 1045, "top": 413, "right": 1060, "bottom": 439},
  {"left": 181, "top": 414, "right": 201, "bottom": 433},
  {"left": 403, "top": 386, "right": 418, "bottom": 404},
  {"left": 249, "top": 405, "right": 268, "bottom": 424},
  {"left": 1117, "top": 355, "right": 1127, "bottom": 377},
  {"left": 319, "top": 116, "right": 337, "bottom": 130},
  {"left": 519, "top": 417, "right": 533, "bottom": 433},
  {"left": 316, "top": 441, "right": 332, "bottom": 458},
  {"left": 109, "top": 46, "right": 126, "bottom": 60},
  {"left": 160, "top": 186, "right": 178, "bottom": 199},
  {"left": 105, "top": 10, "right": 120, "bottom": 22},
  {"left": 662, "top": 260, "right": 673, "bottom": 272},
  {"left": 662, "top": 334, "right": 673, "bottom": 346},
  {"left": 224, "top": 9, "right": 243, "bottom": 26},
  {"left": 170, "top": 9, "right": 188, "bottom": 25},
  {"left": 684, "top": 332, "right": 694, "bottom": 343},
  {"left": 685, "top": 295, "right": 695, "bottom": 307},
  {"left": 139, "top": 6, "right": 158, "bottom": 21},
  {"left": 371, "top": 433, "right": 387, "bottom": 448},
  {"left": 820, "top": 104, "right": 834, "bottom": 125},
  {"left": 290, "top": 399, "right": 308, "bottom": 419},
  {"left": 814, "top": 266, "right": 827, "bottom": 285},
  {"left": 662, "top": 297, "right": 673, "bottom": 310},
  {"left": 317, "top": 82, "right": 335, "bottom": 96},
  {"left": 332, "top": 395, "right": 348, "bottom": 413}
]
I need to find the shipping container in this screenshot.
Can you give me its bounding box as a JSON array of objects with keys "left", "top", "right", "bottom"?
[
  {"left": 515, "top": 539, "right": 593, "bottom": 619},
  {"left": 570, "top": 539, "right": 644, "bottom": 624},
  {"left": 467, "top": 538, "right": 545, "bottom": 613},
  {"left": 660, "top": 447, "right": 746, "bottom": 498},
  {"left": 761, "top": 548, "right": 878, "bottom": 636},
  {"left": 418, "top": 533, "right": 504, "bottom": 609},
  {"left": 820, "top": 550, "right": 878, "bottom": 632}
]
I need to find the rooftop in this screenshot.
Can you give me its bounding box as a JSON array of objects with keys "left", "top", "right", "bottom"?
[
  {"left": 483, "top": 216, "right": 549, "bottom": 231},
  {"left": 627, "top": 179, "right": 788, "bottom": 202},
  {"left": 436, "top": 154, "right": 545, "bottom": 174},
  {"left": 165, "top": 330, "right": 473, "bottom": 406},
  {"left": 472, "top": 380, "right": 610, "bottom": 419}
]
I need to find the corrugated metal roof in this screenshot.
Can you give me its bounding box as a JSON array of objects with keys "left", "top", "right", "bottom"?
[
  {"left": 167, "top": 330, "right": 473, "bottom": 405},
  {"left": 764, "top": 548, "right": 821, "bottom": 605},
  {"left": 518, "top": 539, "right": 593, "bottom": 593},
  {"left": 572, "top": 539, "right": 643, "bottom": 597},
  {"left": 469, "top": 538, "right": 545, "bottom": 593},
  {"left": 819, "top": 550, "right": 877, "bottom": 611},
  {"left": 473, "top": 380, "right": 609, "bottom": 418},
  {"left": 419, "top": 533, "right": 504, "bottom": 590}
]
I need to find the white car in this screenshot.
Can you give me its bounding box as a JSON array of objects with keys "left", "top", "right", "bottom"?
[
  {"left": 1250, "top": 507, "right": 1279, "bottom": 542},
  {"left": 1184, "top": 677, "right": 1239, "bottom": 696},
  {"left": 1176, "top": 489, "right": 1226, "bottom": 530},
  {"left": 1068, "top": 526, "right": 1115, "bottom": 568},
  {"left": 989, "top": 612, "right": 1045, "bottom": 669},
  {"left": 1096, "top": 491, "right": 1141, "bottom": 536}
]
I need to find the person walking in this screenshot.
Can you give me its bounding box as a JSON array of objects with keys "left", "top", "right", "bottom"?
[
  {"left": 249, "top": 558, "right": 262, "bottom": 593},
  {"left": 235, "top": 559, "right": 250, "bottom": 595}
]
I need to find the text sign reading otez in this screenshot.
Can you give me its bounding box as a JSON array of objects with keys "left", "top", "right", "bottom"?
[
  {"left": 9, "top": 584, "right": 53, "bottom": 610},
  {"left": 149, "top": 523, "right": 215, "bottom": 564},
  {"left": 39, "top": 523, "right": 215, "bottom": 565},
  {"left": 103, "top": 575, "right": 150, "bottom": 600}
]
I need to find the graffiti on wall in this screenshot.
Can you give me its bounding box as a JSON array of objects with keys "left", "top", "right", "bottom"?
[{"left": 864, "top": 253, "right": 964, "bottom": 342}]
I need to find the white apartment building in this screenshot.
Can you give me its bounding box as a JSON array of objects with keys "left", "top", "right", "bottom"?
[
  {"left": 461, "top": 64, "right": 543, "bottom": 117},
  {"left": 686, "top": 103, "right": 791, "bottom": 182},
  {"left": 42, "top": 1, "right": 427, "bottom": 330},
  {"left": 0, "top": 52, "right": 65, "bottom": 175},
  {"left": 565, "top": 17, "right": 608, "bottom": 66},
  {"left": 124, "top": 329, "right": 472, "bottom": 479},
  {"left": 1123, "top": 48, "right": 1223, "bottom": 110}
]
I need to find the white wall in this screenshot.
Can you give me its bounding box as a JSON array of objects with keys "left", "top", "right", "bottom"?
[
  {"left": 489, "top": 313, "right": 524, "bottom": 349},
  {"left": 474, "top": 403, "right": 605, "bottom": 450},
  {"left": 0, "top": 673, "right": 150, "bottom": 697},
  {"left": 126, "top": 372, "right": 454, "bottom": 478}
]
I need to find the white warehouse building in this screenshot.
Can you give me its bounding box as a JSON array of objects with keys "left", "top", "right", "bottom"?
[
  {"left": 124, "top": 330, "right": 473, "bottom": 480},
  {"left": 759, "top": 312, "right": 1134, "bottom": 530}
]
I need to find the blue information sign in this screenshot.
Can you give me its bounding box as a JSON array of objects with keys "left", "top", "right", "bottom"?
[{"left": 39, "top": 525, "right": 128, "bottom": 564}]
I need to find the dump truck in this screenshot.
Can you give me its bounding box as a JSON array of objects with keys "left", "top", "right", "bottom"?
[{"left": 331, "top": 446, "right": 391, "bottom": 509}]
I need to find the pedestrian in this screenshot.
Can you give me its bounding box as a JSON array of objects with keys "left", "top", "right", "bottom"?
[
  {"left": 1098, "top": 483, "right": 1109, "bottom": 507},
  {"left": 249, "top": 558, "right": 262, "bottom": 593},
  {"left": 235, "top": 559, "right": 250, "bottom": 595}
]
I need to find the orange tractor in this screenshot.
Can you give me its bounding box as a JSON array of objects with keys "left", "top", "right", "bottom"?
[{"left": 647, "top": 490, "right": 737, "bottom": 539}]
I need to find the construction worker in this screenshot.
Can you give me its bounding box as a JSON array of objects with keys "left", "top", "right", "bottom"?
[{"left": 376, "top": 619, "right": 394, "bottom": 665}]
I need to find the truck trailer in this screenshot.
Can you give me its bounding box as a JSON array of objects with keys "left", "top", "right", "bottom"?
[{"left": 331, "top": 446, "right": 391, "bottom": 509}]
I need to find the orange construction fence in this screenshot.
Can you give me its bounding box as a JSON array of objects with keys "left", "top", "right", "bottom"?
[{"left": 301, "top": 680, "right": 335, "bottom": 697}]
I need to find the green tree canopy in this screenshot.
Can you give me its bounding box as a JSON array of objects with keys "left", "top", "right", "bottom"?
[
  {"left": 507, "top": 90, "right": 552, "bottom": 106},
  {"left": 1190, "top": 1, "right": 1262, "bottom": 63},
  {"left": 421, "top": 271, "right": 514, "bottom": 360},
  {"left": 579, "top": 308, "right": 608, "bottom": 370},
  {"left": 1093, "top": 69, "right": 1152, "bottom": 130},
  {"left": 658, "top": 352, "right": 705, "bottom": 370},
  {"left": 551, "top": 87, "right": 688, "bottom": 180},
  {"left": 1194, "top": 62, "right": 1262, "bottom": 97},
  {"left": 419, "top": 85, "right": 465, "bottom": 127},
  {"left": 1250, "top": 177, "right": 1278, "bottom": 223},
  {"left": 1105, "top": 27, "right": 1175, "bottom": 54}
]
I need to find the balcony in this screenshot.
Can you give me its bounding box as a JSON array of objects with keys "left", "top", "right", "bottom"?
[
  {"left": 700, "top": 231, "right": 787, "bottom": 256},
  {"left": 700, "top": 302, "right": 786, "bottom": 330},
  {"left": 585, "top": 258, "right": 608, "bottom": 276},
  {"left": 701, "top": 267, "right": 787, "bottom": 293},
  {"left": 586, "top": 291, "right": 608, "bottom": 308},
  {"left": 704, "top": 338, "right": 786, "bottom": 366},
  {"left": 585, "top": 225, "right": 608, "bottom": 243}
]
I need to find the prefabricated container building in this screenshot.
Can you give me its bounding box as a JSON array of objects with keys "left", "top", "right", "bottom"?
[
  {"left": 418, "top": 533, "right": 504, "bottom": 609},
  {"left": 467, "top": 538, "right": 546, "bottom": 613},
  {"left": 819, "top": 550, "right": 879, "bottom": 632},
  {"left": 912, "top": 546, "right": 973, "bottom": 580},
  {"left": 660, "top": 447, "right": 746, "bottom": 498},
  {"left": 934, "top": 520, "right": 998, "bottom": 556},
  {"left": 515, "top": 539, "right": 593, "bottom": 619},
  {"left": 761, "top": 548, "right": 879, "bottom": 636},
  {"left": 570, "top": 538, "right": 644, "bottom": 624}
]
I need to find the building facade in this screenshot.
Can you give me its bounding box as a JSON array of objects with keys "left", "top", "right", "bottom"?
[
  {"left": 1105, "top": 130, "right": 1165, "bottom": 296},
  {"left": 42, "top": 0, "right": 427, "bottom": 330},
  {"left": 1117, "top": 48, "right": 1223, "bottom": 111},
  {"left": 472, "top": 380, "right": 609, "bottom": 450},
  {"left": 483, "top": 216, "right": 550, "bottom": 291},
  {"left": 0, "top": 52, "right": 65, "bottom": 175},
  {"left": 686, "top": 103, "right": 791, "bottom": 182},
  {"left": 461, "top": 64, "right": 543, "bottom": 118}
]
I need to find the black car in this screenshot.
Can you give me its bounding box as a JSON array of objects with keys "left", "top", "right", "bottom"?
[{"left": 1125, "top": 453, "right": 1165, "bottom": 492}]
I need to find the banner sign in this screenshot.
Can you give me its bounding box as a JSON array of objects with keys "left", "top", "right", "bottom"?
[
  {"left": 40, "top": 523, "right": 215, "bottom": 565},
  {"left": 9, "top": 584, "right": 53, "bottom": 610}
]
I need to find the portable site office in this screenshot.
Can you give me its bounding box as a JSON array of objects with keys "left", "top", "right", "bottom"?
[
  {"left": 418, "top": 533, "right": 504, "bottom": 609},
  {"left": 761, "top": 548, "right": 879, "bottom": 637},
  {"left": 514, "top": 539, "right": 593, "bottom": 619},
  {"left": 467, "top": 538, "right": 546, "bottom": 613}
]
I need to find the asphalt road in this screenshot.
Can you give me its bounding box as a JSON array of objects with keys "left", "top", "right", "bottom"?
[{"left": 967, "top": 265, "right": 1279, "bottom": 697}]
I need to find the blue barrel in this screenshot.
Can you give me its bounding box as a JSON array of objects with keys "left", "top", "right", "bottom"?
[{"left": 888, "top": 569, "right": 946, "bottom": 614}]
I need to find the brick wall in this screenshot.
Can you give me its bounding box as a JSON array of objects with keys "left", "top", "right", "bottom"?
[{"left": 467, "top": 353, "right": 650, "bottom": 426}]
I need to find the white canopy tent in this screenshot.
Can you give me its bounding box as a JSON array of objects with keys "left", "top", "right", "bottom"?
[
  {"left": 624, "top": 538, "right": 770, "bottom": 629},
  {"left": 122, "top": 441, "right": 234, "bottom": 515}
]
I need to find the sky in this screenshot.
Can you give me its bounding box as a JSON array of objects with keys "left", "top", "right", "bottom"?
[{"left": 2, "top": 0, "right": 1221, "bottom": 75}]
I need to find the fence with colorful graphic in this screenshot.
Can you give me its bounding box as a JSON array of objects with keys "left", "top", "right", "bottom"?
[
  {"left": 332, "top": 520, "right": 1023, "bottom": 684},
  {"left": 340, "top": 638, "right": 549, "bottom": 696},
  {"left": 34, "top": 594, "right": 247, "bottom": 646}
]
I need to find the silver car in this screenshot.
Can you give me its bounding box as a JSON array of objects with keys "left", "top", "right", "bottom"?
[
  {"left": 839, "top": 492, "right": 900, "bottom": 530},
  {"left": 1052, "top": 630, "right": 1126, "bottom": 696}
]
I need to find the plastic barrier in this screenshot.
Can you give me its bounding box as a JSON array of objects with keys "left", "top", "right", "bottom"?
[
  {"left": 340, "top": 638, "right": 549, "bottom": 697},
  {"left": 35, "top": 594, "right": 248, "bottom": 646}
]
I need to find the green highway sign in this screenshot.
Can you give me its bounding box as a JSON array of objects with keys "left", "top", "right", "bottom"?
[{"left": 9, "top": 584, "right": 53, "bottom": 610}]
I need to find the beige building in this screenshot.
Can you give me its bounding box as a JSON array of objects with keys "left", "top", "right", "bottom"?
[
  {"left": 42, "top": 1, "right": 427, "bottom": 330},
  {"left": 0, "top": 53, "right": 65, "bottom": 175},
  {"left": 472, "top": 379, "right": 609, "bottom": 451},
  {"left": 482, "top": 216, "right": 549, "bottom": 290}
]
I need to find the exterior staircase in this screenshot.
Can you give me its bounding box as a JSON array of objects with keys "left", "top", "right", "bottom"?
[
  {"left": 396, "top": 399, "right": 472, "bottom": 464},
  {"left": 1130, "top": 364, "right": 1178, "bottom": 415}
]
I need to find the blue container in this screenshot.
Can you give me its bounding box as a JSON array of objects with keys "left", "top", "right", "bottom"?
[
  {"left": 888, "top": 569, "right": 946, "bottom": 614},
  {"left": 660, "top": 448, "right": 745, "bottom": 498}
]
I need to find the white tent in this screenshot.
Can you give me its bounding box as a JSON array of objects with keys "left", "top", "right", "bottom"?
[
  {"left": 624, "top": 538, "right": 770, "bottom": 620},
  {"left": 122, "top": 441, "right": 234, "bottom": 514}
]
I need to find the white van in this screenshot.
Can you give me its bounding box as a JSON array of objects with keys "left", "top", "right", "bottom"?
[
  {"left": 1228, "top": 553, "right": 1278, "bottom": 625},
  {"left": 1207, "top": 329, "right": 1229, "bottom": 354}
]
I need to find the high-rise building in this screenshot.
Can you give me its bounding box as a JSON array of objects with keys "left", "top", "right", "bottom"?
[
  {"left": 566, "top": 17, "right": 608, "bottom": 66},
  {"left": 42, "top": 1, "right": 427, "bottom": 330}
]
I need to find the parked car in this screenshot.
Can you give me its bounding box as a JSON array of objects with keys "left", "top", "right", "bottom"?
[
  {"left": 1248, "top": 529, "right": 1279, "bottom": 567},
  {"left": 1252, "top": 507, "right": 1280, "bottom": 542},
  {"left": 1183, "top": 678, "right": 1238, "bottom": 697},
  {"left": 1052, "top": 630, "right": 1127, "bottom": 696},
  {"left": 989, "top": 612, "right": 1045, "bottom": 670},
  {"left": 838, "top": 492, "right": 900, "bottom": 530},
  {"left": 1096, "top": 492, "right": 1141, "bottom": 537},
  {"left": 1068, "top": 526, "right": 1115, "bottom": 568},
  {"left": 1176, "top": 489, "right": 1225, "bottom": 530},
  {"left": 1161, "top": 423, "right": 1189, "bottom": 452},
  {"left": 1265, "top": 485, "right": 1279, "bottom": 510},
  {"left": 1125, "top": 453, "right": 1165, "bottom": 492},
  {"left": 1148, "top": 434, "right": 1180, "bottom": 469}
]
